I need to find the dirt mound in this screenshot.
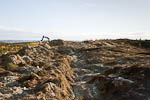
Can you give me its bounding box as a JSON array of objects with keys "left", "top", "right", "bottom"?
[
  {"left": 49, "top": 39, "right": 65, "bottom": 46},
  {"left": 0, "top": 40, "right": 150, "bottom": 100},
  {"left": 98, "top": 65, "right": 150, "bottom": 100},
  {"left": 0, "top": 41, "right": 74, "bottom": 100}
]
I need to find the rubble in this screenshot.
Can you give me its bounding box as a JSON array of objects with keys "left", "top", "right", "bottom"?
[
  {"left": 49, "top": 39, "right": 65, "bottom": 46},
  {"left": 0, "top": 40, "right": 150, "bottom": 100}
]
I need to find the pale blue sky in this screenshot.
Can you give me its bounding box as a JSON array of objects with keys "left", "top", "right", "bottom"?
[{"left": 0, "top": 0, "right": 150, "bottom": 40}]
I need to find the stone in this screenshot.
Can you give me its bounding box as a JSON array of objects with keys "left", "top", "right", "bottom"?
[
  {"left": 18, "top": 72, "right": 40, "bottom": 83},
  {"left": 13, "top": 87, "right": 23, "bottom": 94},
  {"left": 43, "top": 44, "right": 51, "bottom": 49},
  {"left": 22, "top": 56, "right": 33, "bottom": 63},
  {"left": 24, "top": 66, "right": 40, "bottom": 74}
]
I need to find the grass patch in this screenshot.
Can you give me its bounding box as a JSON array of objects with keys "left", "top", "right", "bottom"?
[
  {"left": 6, "top": 63, "right": 19, "bottom": 71},
  {"left": 0, "top": 42, "right": 39, "bottom": 56}
]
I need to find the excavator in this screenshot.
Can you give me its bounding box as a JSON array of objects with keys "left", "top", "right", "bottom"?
[{"left": 39, "top": 35, "right": 50, "bottom": 44}]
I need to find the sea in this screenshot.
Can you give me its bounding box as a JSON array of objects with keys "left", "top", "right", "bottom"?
[{"left": 0, "top": 40, "right": 39, "bottom": 43}]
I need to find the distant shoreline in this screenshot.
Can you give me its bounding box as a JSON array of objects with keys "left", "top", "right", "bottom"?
[
  {"left": 1, "top": 38, "right": 150, "bottom": 43},
  {"left": 0, "top": 40, "right": 39, "bottom": 43}
]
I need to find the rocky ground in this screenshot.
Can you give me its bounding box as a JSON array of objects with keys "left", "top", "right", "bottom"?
[{"left": 0, "top": 39, "right": 150, "bottom": 100}]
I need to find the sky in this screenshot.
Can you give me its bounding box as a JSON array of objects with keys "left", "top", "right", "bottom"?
[{"left": 0, "top": 0, "right": 150, "bottom": 40}]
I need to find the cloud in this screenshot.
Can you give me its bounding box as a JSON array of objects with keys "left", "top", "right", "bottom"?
[
  {"left": 0, "top": 26, "right": 41, "bottom": 40},
  {"left": 80, "top": 0, "right": 97, "bottom": 8},
  {"left": 0, "top": 26, "right": 24, "bottom": 32},
  {"left": 79, "top": 32, "right": 150, "bottom": 40},
  {"left": 82, "top": 2, "right": 96, "bottom": 7},
  {"left": 0, "top": 26, "right": 64, "bottom": 40},
  {"left": 0, "top": 26, "right": 149, "bottom": 40}
]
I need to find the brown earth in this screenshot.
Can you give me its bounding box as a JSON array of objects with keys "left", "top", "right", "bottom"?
[{"left": 0, "top": 39, "right": 150, "bottom": 100}]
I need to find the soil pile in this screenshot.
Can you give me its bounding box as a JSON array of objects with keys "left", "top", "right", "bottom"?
[{"left": 0, "top": 39, "right": 150, "bottom": 100}]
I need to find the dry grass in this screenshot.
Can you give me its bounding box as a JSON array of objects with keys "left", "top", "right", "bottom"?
[
  {"left": 75, "top": 96, "right": 84, "bottom": 100},
  {"left": 0, "top": 42, "right": 39, "bottom": 56}
]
